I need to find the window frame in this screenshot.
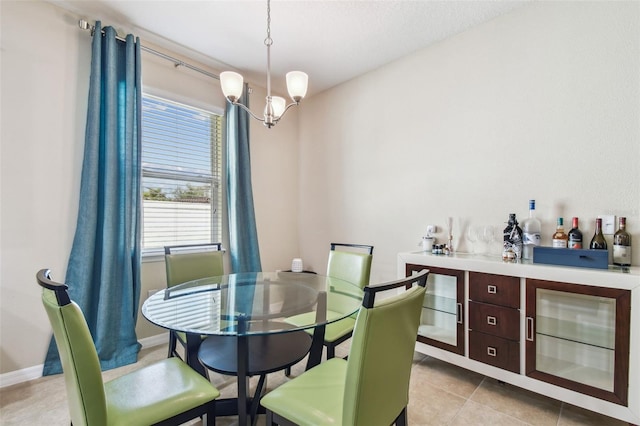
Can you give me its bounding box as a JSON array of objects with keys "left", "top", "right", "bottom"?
[{"left": 140, "top": 91, "right": 224, "bottom": 259}]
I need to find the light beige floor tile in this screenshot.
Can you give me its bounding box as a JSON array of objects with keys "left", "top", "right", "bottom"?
[
  {"left": 414, "top": 356, "right": 485, "bottom": 399},
  {"left": 1, "top": 344, "right": 628, "bottom": 426},
  {"left": 558, "top": 403, "right": 629, "bottom": 426},
  {"left": 470, "top": 377, "right": 561, "bottom": 426},
  {"left": 0, "top": 374, "right": 70, "bottom": 426},
  {"left": 449, "top": 399, "right": 529, "bottom": 426},
  {"left": 408, "top": 380, "right": 467, "bottom": 425}
]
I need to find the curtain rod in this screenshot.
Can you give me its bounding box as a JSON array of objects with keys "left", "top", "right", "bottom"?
[{"left": 78, "top": 19, "right": 220, "bottom": 81}]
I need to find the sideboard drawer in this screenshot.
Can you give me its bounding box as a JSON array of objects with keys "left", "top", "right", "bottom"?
[
  {"left": 469, "top": 330, "right": 519, "bottom": 373},
  {"left": 469, "top": 301, "right": 520, "bottom": 340},
  {"left": 469, "top": 272, "right": 520, "bottom": 308}
]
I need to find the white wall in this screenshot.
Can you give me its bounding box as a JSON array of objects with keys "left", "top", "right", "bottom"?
[
  {"left": 0, "top": 0, "right": 300, "bottom": 375},
  {"left": 297, "top": 1, "right": 640, "bottom": 283},
  {"left": 249, "top": 85, "right": 301, "bottom": 273},
  {"left": 1, "top": 0, "right": 88, "bottom": 376}
]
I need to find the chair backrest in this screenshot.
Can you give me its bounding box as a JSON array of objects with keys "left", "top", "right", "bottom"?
[
  {"left": 37, "top": 269, "right": 108, "bottom": 426},
  {"left": 164, "top": 243, "right": 224, "bottom": 287},
  {"left": 343, "top": 269, "right": 428, "bottom": 425},
  {"left": 330, "top": 243, "right": 374, "bottom": 255},
  {"left": 326, "top": 243, "right": 374, "bottom": 288}
]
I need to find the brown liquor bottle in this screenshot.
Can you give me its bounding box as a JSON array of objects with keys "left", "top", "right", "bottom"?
[{"left": 552, "top": 218, "right": 568, "bottom": 248}]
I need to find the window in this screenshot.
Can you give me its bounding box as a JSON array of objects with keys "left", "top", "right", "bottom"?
[{"left": 141, "top": 94, "right": 223, "bottom": 255}]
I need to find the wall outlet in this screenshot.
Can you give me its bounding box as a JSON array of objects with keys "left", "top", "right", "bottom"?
[
  {"left": 426, "top": 225, "right": 437, "bottom": 235},
  {"left": 601, "top": 215, "right": 615, "bottom": 235}
]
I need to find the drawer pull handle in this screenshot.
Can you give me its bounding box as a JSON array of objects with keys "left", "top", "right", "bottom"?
[
  {"left": 526, "top": 317, "right": 534, "bottom": 341},
  {"left": 487, "top": 315, "right": 497, "bottom": 326},
  {"left": 457, "top": 303, "right": 463, "bottom": 324},
  {"left": 487, "top": 285, "right": 497, "bottom": 294},
  {"left": 487, "top": 347, "right": 497, "bottom": 357}
]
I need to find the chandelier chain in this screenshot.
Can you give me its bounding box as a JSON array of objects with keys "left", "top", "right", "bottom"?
[{"left": 264, "top": 0, "right": 273, "bottom": 46}]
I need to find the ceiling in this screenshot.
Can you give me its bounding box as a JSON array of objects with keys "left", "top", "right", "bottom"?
[{"left": 53, "top": 0, "right": 530, "bottom": 97}]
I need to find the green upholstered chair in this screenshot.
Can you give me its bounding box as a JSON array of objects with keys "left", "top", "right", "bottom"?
[
  {"left": 165, "top": 243, "right": 224, "bottom": 359},
  {"left": 261, "top": 268, "right": 429, "bottom": 426},
  {"left": 37, "top": 269, "right": 220, "bottom": 426},
  {"left": 286, "top": 243, "right": 373, "bottom": 360}
]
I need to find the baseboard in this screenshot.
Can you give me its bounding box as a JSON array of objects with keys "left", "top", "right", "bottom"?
[
  {"left": 0, "top": 332, "right": 168, "bottom": 389},
  {"left": 0, "top": 364, "right": 44, "bottom": 389},
  {"left": 139, "top": 332, "right": 169, "bottom": 349}
]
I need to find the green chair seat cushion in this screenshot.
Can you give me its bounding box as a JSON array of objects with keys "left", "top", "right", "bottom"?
[
  {"left": 322, "top": 317, "right": 356, "bottom": 342},
  {"left": 261, "top": 357, "right": 347, "bottom": 425},
  {"left": 285, "top": 311, "right": 356, "bottom": 343},
  {"left": 104, "top": 357, "right": 220, "bottom": 426}
]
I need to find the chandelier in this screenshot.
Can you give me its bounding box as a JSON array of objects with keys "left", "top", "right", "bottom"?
[{"left": 220, "top": 0, "right": 308, "bottom": 128}]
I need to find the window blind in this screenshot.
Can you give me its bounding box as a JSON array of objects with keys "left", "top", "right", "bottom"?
[{"left": 141, "top": 94, "right": 223, "bottom": 254}]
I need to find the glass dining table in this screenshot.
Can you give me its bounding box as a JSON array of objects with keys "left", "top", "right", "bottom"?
[{"left": 141, "top": 271, "right": 364, "bottom": 425}]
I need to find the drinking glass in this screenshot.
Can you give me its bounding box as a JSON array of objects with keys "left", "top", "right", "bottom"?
[
  {"left": 481, "top": 225, "right": 496, "bottom": 255},
  {"left": 467, "top": 226, "right": 479, "bottom": 253}
]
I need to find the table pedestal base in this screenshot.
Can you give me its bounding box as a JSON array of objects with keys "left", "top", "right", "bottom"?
[{"left": 198, "top": 330, "right": 312, "bottom": 425}]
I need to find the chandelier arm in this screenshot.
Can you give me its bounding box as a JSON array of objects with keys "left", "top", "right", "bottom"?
[
  {"left": 272, "top": 101, "right": 300, "bottom": 123},
  {"left": 231, "top": 100, "right": 266, "bottom": 123}
]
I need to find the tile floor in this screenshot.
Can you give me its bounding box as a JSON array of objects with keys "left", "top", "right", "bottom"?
[{"left": 0, "top": 344, "right": 629, "bottom": 425}]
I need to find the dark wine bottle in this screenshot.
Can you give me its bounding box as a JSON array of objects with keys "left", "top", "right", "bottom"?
[
  {"left": 589, "top": 218, "right": 607, "bottom": 250},
  {"left": 613, "top": 217, "right": 631, "bottom": 266},
  {"left": 567, "top": 217, "right": 583, "bottom": 249}
]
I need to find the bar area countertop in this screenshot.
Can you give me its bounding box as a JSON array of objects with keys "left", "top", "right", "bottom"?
[{"left": 397, "top": 251, "right": 640, "bottom": 290}]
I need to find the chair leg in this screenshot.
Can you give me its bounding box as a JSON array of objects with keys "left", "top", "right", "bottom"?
[
  {"left": 395, "top": 407, "right": 407, "bottom": 426},
  {"left": 326, "top": 343, "right": 335, "bottom": 360},
  {"left": 204, "top": 401, "right": 216, "bottom": 426},
  {"left": 168, "top": 332, "right": 177, "bottom": 358},
  {"left": 284, "top": 366, "right": 291, "bottom": 376}
]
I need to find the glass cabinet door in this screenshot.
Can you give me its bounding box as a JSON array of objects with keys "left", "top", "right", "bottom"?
[
  {"left": 407, "top": 264, "right": 464, "bottom": 355},
  {"left": 526, "top": 279, "right": 630, "bottom": 405}
]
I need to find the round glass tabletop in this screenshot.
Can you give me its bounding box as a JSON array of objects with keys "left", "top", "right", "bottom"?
[{"left": 142, "top": 271, "right": 363, "bottom": 336}]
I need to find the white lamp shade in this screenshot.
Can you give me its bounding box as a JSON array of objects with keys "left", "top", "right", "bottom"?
[
  {"left": 272, "top": 96, "right": 286, "bottom": 118},
  {"left": 220, "top": 71, "right": 244, "bottom": 101},
  {"left": 286, "top": 71, "right": 308, "bottom": 102}
]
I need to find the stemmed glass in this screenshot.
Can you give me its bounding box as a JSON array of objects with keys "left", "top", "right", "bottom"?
[
  {"left": 481, "top": 225, "right": 496, "bottom": 255},
  {"left": 467, "top": 226, "right": 479, "bottom": 253}
]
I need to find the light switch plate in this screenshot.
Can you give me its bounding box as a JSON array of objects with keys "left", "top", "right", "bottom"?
[{"left": 601, "top": 215, "right": 615, "bottom": 235}]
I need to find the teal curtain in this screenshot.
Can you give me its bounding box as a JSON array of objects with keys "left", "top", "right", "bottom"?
[
  {"left": 44, "top": 23, "right": 142, "bottom": 375},
  {"left": 225, "top": 87, "right": 262, "bottom": 273}
]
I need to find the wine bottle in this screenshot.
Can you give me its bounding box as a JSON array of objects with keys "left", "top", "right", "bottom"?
[
  {"left": 552, "top": 218, "right": 568, "bottom": 248},
  {"left": 589, "top": 218, "right": 607, "bottom": 250},
  {"left": 568, "top": 217, "right": 583, "bottom": 249},
  {"left": 522, "top": 200, "right": 541, "bottom": 260},
  {"left": 502, "top": 213, "right": 523, "bottom": 261},
  {"left": 613, "top": 217, "right": 631, "bottom": 266}
]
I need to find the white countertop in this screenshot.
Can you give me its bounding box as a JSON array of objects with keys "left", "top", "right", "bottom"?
[{"left": 398, "top": 251, "right": 640, "bottom": 290}]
